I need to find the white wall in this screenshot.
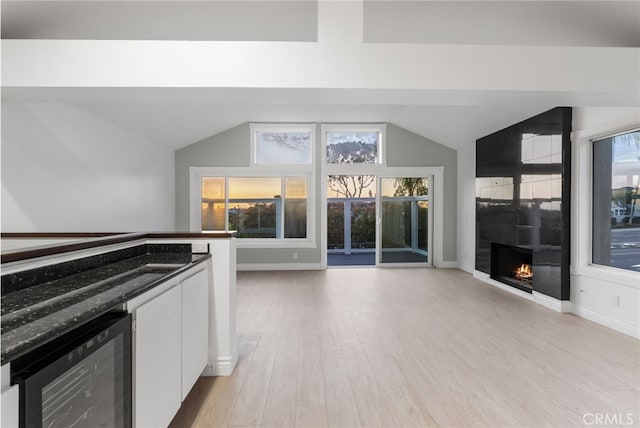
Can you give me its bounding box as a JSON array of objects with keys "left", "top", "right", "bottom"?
[
  {"left": 571, "top": 107, "right": 640, "bottom": 338},
  {"left": 457, "top": 144, "right": 476, "bottom": 273},
  {"left": 1, "top": 102, "right": 175, "bottom": 232}
]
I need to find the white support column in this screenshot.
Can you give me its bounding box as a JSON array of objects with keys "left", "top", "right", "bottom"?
[{"left": 202, "top": 238, "right": 237, "bottom": 376}]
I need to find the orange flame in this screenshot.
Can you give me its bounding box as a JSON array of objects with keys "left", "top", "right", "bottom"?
[{"left": 514, "top": 263, "right": 532, "bottom": 280}]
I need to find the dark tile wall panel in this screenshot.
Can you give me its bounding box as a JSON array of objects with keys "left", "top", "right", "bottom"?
[{"left": 475, "top": 107, "right": 571, "bottom": 300}]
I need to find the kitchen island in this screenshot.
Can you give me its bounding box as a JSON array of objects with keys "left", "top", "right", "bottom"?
[
  {"left": 1, "top": 243, "right": 209, "bottom": 364},
  {"left": 1, "top": 232, "right": 237, "bottom": 376},
  {"left": 1, "top": 232, "right": 237, "bottom": 427}
]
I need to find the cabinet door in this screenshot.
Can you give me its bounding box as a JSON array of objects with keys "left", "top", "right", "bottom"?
[
  {"left": 1, "top": 384, "right": 19, "bottom": 428},
  {"left": 181, "top": 269, "right": 209, "bottom": 400},
  {"left": 135, "top": 285, "right": 181, "bottom": 428}
]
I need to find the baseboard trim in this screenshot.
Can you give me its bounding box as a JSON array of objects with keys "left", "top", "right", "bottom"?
[
  {"left": 473, "top": 270, "right": 572, "bottom": 313},
  {"left": 237, "top": 263, "right": 323, "bottom": 271},
  {"left": 572, "top": 306, "right": 640, "bottom": 339},
  {"left": 532, "top": 291, "right": 572, "bottom": 313},
  {"left": 239, "top": 262, "right": 458, "bottom": 270},
  {"left": 203, "top": 352, "right": 239, "bottom": 377},
  {"left": 437, "top": 261, "right": 458, "bottom": 268}
]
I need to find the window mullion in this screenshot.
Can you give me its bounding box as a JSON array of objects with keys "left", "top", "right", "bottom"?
[
  {"left": 225, "top": 177, "right": 230, "bottom": 232},
  {"left": 280, "top": 177, "right": 286, "bottom": 239}
]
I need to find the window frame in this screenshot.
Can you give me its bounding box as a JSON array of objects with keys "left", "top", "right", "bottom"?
[
  {"left": 191, "top": 166, "right": 316, "bottom": 249},
  {"left": 572, "top": 121, "right": 640, "bottom": 288},
  {"left": 250, "top": 123, "right": 316, "bottom": 166},
  {"left": 590, "top": 127, "right": 640, "bottom": 273}
]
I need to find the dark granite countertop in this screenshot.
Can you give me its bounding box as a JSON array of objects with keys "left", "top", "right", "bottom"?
[{"left": 1, "top": 244, "right": 210, "bottom": 364}]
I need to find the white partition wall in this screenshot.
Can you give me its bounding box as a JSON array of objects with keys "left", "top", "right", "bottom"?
[{"left": 146, "top": 237, "right": 238, "bottom": 375}]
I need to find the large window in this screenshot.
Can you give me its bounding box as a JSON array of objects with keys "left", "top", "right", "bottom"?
[
  {"left": 592, "top": 129, "right": 640, "bottom": 272},
  {"left": 193, "top": 124, "right": 315, "bottom": 246},
  {"left": 201, "top": 175, "right": 308, "bottom": 240}
]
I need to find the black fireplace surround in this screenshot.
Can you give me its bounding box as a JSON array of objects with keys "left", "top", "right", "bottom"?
[
  {"left": 476, "top": 107, "right": 571, "bottom": 300},
  {"left": 490, "top": 243, "right": 533, "bottom": 293}
]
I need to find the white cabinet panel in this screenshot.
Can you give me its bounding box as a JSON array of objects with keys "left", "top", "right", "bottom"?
[
  {"left": 180, "top": 269, "right": 209, "bottom": 400},
  {"left": 135, "top": 285, "right": 181, "bottom": 428},
  {"left": 1, "top": 384, "right": 19, "bottom": 428}
]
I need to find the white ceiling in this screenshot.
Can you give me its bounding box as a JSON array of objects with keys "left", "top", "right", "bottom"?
[
  {"left": 0, "top": 87, "right": 569, "bottom": 149},
  {"left": 2, "top": 0, "right": 639, "bottom": 151},
  {"left": 1, "top": 1, "right": 318, "bottom": 41},
  {"left": 364, "top": 1, "right": 640, "bottom": 47},
  {"left": 52, "top": 103, "right": 555, "bottom": 151}
]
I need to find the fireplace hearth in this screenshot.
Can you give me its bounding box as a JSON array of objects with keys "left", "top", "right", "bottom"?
[{"left": 490, "top": 243, "right": 533, "bottom": 293}]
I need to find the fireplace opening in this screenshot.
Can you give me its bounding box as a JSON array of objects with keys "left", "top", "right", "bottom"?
[
  {"left": 513, "top": 263, "right": 533, "bottom": 284},
  {"left": 490, "top": 243, "right": 533, "bottom": 293}
]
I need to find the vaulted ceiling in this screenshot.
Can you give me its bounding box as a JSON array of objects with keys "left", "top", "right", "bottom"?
[{"left": 2, "top": 0, "right": 639, "bottom": 150}]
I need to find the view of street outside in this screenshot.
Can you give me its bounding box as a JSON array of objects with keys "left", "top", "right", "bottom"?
[{"left": 610, "top": 228, "right": 640, "bottom": 272}]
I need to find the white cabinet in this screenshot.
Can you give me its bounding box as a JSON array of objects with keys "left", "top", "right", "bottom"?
[
  {"left": 1, "top": 364, "right": 18, "bottom": 428},
  {"left": 180, "top": 269, "right": 209, "bottom": 400},
  {"left": 130, "top": 265, "right": 210, "bottom": 428},
  {"left": 134, "top": 285, "right": 181, "bottom": 428},
  {"left": 1, "top": 385, "right": 19, "bottom": 428}
]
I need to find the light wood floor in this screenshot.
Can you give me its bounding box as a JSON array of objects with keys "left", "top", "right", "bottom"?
[{"left": 169, "top": 268, "right": 640, "bottom": 427}]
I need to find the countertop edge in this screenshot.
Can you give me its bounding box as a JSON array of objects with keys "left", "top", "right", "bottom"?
[{"left": 1, "top": 232, "right": 236, "bottom": 264}]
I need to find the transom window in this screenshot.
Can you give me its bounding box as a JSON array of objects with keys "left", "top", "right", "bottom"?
[
  {"left": 322, "top": 125, "right": 386, "bottom": 166},
  {"left": 251, "top": 124, "right": 314, "bottom": 165}
]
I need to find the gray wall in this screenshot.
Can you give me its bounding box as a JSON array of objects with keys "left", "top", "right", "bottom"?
[
  {"left": 175, "top": 122, "right": 457, "bottom": 265},
  {"left": 175, "top": 123, "right": 249, "bottom": 230},
  {"left": 386, "top": 124, "right": 457, "bottom": 262}
]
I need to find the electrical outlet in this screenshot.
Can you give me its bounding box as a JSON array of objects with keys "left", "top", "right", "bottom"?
[
  {"left": 293, "top": 252, "right": 298, "bottom": 260},
  {"left": 192, "top": 242, "right": 209, "bottom": 253},
  {"left": 612, "top": 295, "right": 620, "bottom": 307}
]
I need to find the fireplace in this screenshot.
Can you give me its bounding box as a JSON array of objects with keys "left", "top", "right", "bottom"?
[
  {"left": 490, "top": 243, "right": 533, "bottom": 293},
  {"left": 476, "top": 107, "right": 571, "bottom": 300}
]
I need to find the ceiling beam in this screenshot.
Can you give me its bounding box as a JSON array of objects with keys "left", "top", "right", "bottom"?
[
  {"left": 2, "top": 40, "right": 638, "bottom": 97},
  {"left": 1, "top": 0, "right": 638, "bottom": 106}
]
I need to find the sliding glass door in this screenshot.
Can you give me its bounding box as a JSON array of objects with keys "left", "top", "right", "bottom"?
[
  {"left": 326, "top": 175, "right": 376, "bottom": 266},
  {"left": 324, "top": 174, "right": 432, "bottom": 267},
  {"left": 378, "top": 177, "right": 430, "bottom": 265}
]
